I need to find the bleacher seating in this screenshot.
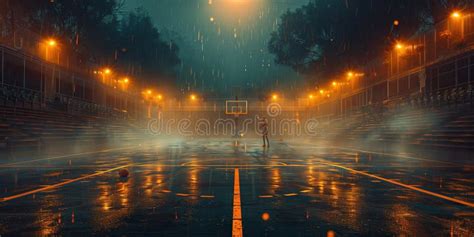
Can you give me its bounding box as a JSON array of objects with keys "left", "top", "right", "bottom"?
[
  {"left": 0, "top": 85, "right": 41, "bottom": 109},
  {"left": 0, "top": 118, "right": 39, "bottom": 150},
  {"left": 322, "top": 93, "right": 474, "bottom": 150},
  {"left": 415, "top": 111, "right": 474, "bottom": 149},
  {"left": 347, "top": 108, "right": 454, "bottom": 142},
  {"left": 0, "top": 105, "right": 145, "bottom": 151}
]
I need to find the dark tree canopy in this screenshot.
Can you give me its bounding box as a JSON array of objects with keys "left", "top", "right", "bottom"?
[
  {"left": 118, "top": 10, "right": 180, "bottom": 82},
  {"left": 0, "top": 0, "right": 180, "bottom": 86},
  {"left": 268, "top": 0, "right": 473, "bottom": 84}
]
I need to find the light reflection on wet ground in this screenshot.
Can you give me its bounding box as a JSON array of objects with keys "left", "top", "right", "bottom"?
[{"left": 0, "top": 138, "right": 473, "bottom": 236}]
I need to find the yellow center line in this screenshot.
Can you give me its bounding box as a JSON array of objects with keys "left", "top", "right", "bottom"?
[
  {"left": 318, "top": 160, "right": 474, "bottom": 208},
  {"left": 232, "top": 168, "right": 243, "bottom": 237},
  {"left": 0, "top": 165, "right": 130, "bottom": 203}
]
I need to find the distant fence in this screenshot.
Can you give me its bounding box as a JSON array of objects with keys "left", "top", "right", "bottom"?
[
  {"left": 0, "top": 45, "right": 140, "bottom": 119},
  {"left": 312, "top": 12, "right": 474, "bottom": 118}
]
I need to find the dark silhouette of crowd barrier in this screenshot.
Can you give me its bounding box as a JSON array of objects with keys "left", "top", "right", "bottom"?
[
  {"left": 0, "top": 103, "right": 146, "bottom": 152},
  {"left": 0, "top": 45, "right": 146, "bottom": 152},
  {"left": 317, "top": 83, "right": 474, "bottom": 150}
]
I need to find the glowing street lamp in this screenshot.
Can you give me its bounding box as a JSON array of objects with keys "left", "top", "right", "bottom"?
[
  {"left": 449, "top": 11, "right": 465, "bottom": 39},
  {"left": 47, "top": 39, "right": 57, "bottom": 47},
  {"left": 98, "top": 68, "right": 112, "bottom": 85},
  {"left": 117, "top": 78, "right": 130, "bottom": 91},
  {"left": 44, "top": 38, "right": 59, "bottom": 63},
  {"left": 451, "top": 11, "right": 461, "bottom": 19},
  {"left": 319, "top": 89, "right": 324, "bottom": 95},
  {"left": 332, "top": 81, "right": 337, "bottom": 87},
  {"left": 395, "top": 43, "right": 404, "bottom": 50},
  {"left": 308, "top": 94, "right": 314, "bottom": 99},
  {"left": 190, "top": 94, "right": 197, "bottom": 101},
  {"left": 271, "top": 94, "right": 278, "bottom": 101},
  {"left": 347, "top": 71, "right": 364, "bottom": 80}
]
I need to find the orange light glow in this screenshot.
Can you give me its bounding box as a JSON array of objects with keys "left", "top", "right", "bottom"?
[
  {"left": 319, "top": 90, "right": 324, "bottom": 94},
  {"left": 395, "top": 43, "right": 404, "bottom": 50},
  {"left": 451, "top": 11, "right": 461, "bottom": 19},
  {"left": 47, "top": 39, "right": 57, "bottom": 47},
  {"left": 209, "top": 0, "right": 263, "bottom": 25},
  {"left": 272, "top": 94, "right": 278, "bottom": 100},
  {"left": 261, "top": 212, "right": 270, "bottom": 221},
  {"left": 190, "top": 94, "right": 197, "bottom": 100},
  {"left": 147, "top": 90, "right": 152, "bottom": 95},
  {"left": 332, "top": 81, "right": 337, "bottom": 87},
  {"left": 308, "top": 94, "right": 314, "bottom": 99},
  {"left": 104, "top": 68, "right": 112, "bottom": 74}
]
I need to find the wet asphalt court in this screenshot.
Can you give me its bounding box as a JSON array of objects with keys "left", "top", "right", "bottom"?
[{"left": 0, "top": 138, "right": 473, "bottom": 236}]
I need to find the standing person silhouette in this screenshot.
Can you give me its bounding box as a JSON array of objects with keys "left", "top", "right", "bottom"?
[{"left": 258, "top": 116, "right": 270, "bottom": 147}]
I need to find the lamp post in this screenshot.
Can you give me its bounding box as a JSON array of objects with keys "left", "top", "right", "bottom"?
[
  {"left": 145, "top": 90, "right": 153, "bottom": 118},
  {"left": 103, "top": 68, "right": 112, "bottom": 85},
  {"left": 45, "top": 39, "right": 59, "bottom": 64},
  {"left": 450, "top": 11, "right": 464, "bottom": 40}
]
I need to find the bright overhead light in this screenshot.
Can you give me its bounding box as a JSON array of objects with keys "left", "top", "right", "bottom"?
[
  {"left": 451, "top": 11, "right": 461, "bottom": 19},
  {"left": 47, "top": 39, "right": 57, "bottom": 47}
]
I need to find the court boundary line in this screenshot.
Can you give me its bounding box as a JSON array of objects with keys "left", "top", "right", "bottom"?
[
  {"left": 317, "top": 159, "right": 474, "bottom": 208},
  {"left": 0, "top": 165, "right": 130, "bottom": 202}
]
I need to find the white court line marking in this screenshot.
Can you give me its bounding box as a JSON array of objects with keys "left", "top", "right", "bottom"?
[
  {"left": 317, "top": 160, "right": 474, "bottom": 208},
  {"left": 232, "top": 168, "right": 243, "bottom": 237}
]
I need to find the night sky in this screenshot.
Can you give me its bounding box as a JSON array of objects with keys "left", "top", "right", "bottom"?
[{"left": 123, "top": 0, "right": 311, "bottom": 97}]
